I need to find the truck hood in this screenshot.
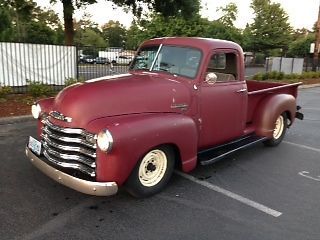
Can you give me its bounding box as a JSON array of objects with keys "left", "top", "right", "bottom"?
[{"left": 51, "top": 73, "right": 192, "bottom": 127}]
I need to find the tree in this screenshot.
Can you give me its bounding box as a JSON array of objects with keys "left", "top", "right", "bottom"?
[
  {"left": 217, "top": 3, "right": 238, "bottom": 28},
  {"left": 0, "top": 0, "right": 64, "bottom": 44},
  {"left": 288, "top": 34, "right": 315, "bottom": 57},
  {"left": 51, "top": 0, "right": 200, "bottom": 45},
  {"left": 0, "top": 3, "right": 13, "bottom": 41},
  {"left": 248, "top": 0, "right": 292, "bottom": 53},
  {"left": 101, "top": 20, "right": 127, "bottom": 47}
]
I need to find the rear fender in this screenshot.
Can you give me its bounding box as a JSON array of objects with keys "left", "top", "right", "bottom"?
[
  {"left": 87, "top": 113, "right": 198, "bottom": 185},
  {"left": 253, "top": 94, "right": 296, "bottom": 138}
]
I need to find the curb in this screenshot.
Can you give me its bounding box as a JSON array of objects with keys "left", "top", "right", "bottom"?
[
  {"left": 0, "top": 115, "right": 33, "bottom": 125},
  {"left": 299, "top": 83, "right": 320, "bottom": 89}
]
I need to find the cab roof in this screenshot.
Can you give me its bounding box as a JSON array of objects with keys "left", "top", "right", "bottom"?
[{"left": 141, "top": 37, "right": 243, "bottom": 53}]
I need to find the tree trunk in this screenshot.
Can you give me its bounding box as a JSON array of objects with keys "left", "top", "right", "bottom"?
[{"left": 62, "top": 0, "right": 74, "bottom": 45}]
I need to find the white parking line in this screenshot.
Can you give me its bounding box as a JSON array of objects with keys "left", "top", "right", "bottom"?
[
  {"left": 284, "top": 141, "right": 320, "bottom": 153},
  {"left": 175, "top": 171, "right": 282, "bottom": 218}
]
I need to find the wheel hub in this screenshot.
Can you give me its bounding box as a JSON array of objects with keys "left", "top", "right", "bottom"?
[{"left": 138, "top": 149, "right": 168, "bottom": 187}]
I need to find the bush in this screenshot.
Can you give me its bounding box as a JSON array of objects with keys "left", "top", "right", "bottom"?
[
  {"left": 252, "top": 73, "right": 264, "bottom": 80},
  {"left": 252, "top": 71, "right": 320, "bottom": 82},
  {"left": 64, "top": 77, "right": 85, "bottom": 86},
  {"left": 26, "top": 80, "right": 53, "bottom": 98},
  {"left": 0, "top": 85, "right": 12, "bottom": 98}
]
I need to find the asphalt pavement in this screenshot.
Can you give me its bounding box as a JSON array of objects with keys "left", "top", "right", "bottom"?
[{"left": 0, "top": 87, "right": 319, "bottom": 240}]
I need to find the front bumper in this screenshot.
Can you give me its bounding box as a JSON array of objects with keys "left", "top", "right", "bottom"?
[{"left": 25, "top": 147, "right": 118, "bottom": 196}]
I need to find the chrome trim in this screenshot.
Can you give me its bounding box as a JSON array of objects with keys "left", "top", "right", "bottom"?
[
  {"left": 236, "top": 88, "right": 247, "bottom": 93},
  {"left": 41, "top": 133, "right": 96, "bottom": 158},
  {"left": 43, "top": 127, "right": 96, "bottom": 148},
  {"left": 26, "top": 147, "right": 118, "bottom": 196},
  {"left": 44, "top": 119, "right": 94, "bottom": 137},
  {"left": 149, "top": 43, "right": 163, "bottom": 71},
  {"left": 43, "top": 150, "right": 96, "bottom": 177},
  {"left": 42, "top": 142, "right": 96, "bottom": 168},
  {"left": 49, "top": 111, "right": 72, "bottom": 123},
  {"left": 171, "top": 103, "right": 189, "bottom": 111}
]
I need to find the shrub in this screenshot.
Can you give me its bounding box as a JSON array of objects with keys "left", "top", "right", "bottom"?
[
  {"left": 64, "top": 77, "right": 85, "bottom": 86},
  {"left": 276, "top": 72, "right": 285, "bottom": 80},
  {"left": 26, "top": 80, "right": 52, "bottom": 98},
  {"left": 0, "top": 85, "right": 12, "bottom": 98},
  {"left": 252, "top": 73, "right": 264, "bottom": 80}
]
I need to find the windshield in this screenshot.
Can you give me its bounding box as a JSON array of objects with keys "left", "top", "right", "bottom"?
[{"left": 130, "top": 45, "right": 202, "bottom": 79}]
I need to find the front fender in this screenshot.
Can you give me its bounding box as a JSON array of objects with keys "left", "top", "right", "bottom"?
[
  {"left": 87, "top": 113, "right": 198, "bottom": 185},
  {"left": 253, "top": 94, "right": 296, "bottom": 138}
]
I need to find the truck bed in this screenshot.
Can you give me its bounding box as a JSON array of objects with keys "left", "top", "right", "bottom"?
[{"left": 246, "top": 80, "right": 301, "bottom": 124}]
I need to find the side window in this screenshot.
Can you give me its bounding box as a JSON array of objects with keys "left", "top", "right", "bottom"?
[{"left": 206, "top": 52, "right": 238, "bottom": 82}]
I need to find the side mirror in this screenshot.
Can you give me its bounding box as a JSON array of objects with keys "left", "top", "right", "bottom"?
[{"left": 205, "top": 72, "right": 217, "bottom": 85}]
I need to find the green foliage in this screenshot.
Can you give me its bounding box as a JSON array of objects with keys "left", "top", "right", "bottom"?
[
  {"left": 247, "top": 0, "right": 292, "bottom": 52},
  {"left": 287, "top": 34, "right": 315, "bottom": 57},
  {"left": 217, "top": 3, "right": 238, "bottom": 28},
  {"left": 0, "top": 0, "right": 64, "bottom": 44},
  {"left": 101, "top": 20, "right": 126, "bottom": 47},
  {"left": 0, "top": 85, "right": 13, "bottom": 98},
  {"left": 64, "top": 77, "right": 85, "bottom": 86},
  {"left": 26, "top": 80, "right": 53, "bottom": 97},
  {"left": 75, "top": 28, "right": 107, "bottom": 47},
  {"left": 252, "top": 71, "right": 320, "bottom": 81}
]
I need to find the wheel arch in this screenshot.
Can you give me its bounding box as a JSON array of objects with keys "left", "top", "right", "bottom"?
[
  {"left": 88, "top": 113, "right": 198, "bottom": 185},
  {"left": 253, "top": 94, "right": 296, "bottom": 138}
]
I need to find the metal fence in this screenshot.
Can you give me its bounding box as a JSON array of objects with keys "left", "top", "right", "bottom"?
[{"left": 0, "top": 42, "right": 132, "bottom": 93}]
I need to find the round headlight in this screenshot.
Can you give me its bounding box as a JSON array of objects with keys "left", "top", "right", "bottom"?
[
  {"left": 31, "top": 104, "right": 41, "bottom": 119},
  {"left": 97, "top": 130, "right": 113, "bottom": 152}
]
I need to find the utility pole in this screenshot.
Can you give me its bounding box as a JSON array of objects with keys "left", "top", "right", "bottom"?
[{"left": 313, "top": 4, "right": 320, "bottom": 71}]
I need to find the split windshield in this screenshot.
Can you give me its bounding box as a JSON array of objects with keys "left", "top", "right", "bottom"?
[{"left": 130, "top": 45, "right": 202, "bottom": 79}]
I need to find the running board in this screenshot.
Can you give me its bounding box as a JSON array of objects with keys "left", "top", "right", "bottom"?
[{"left": 198, "top": 136, "right": 268, "bottom": 166}]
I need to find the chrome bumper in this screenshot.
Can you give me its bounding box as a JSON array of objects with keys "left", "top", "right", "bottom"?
[{"left": 25, "top": 147, "right": 118, "bottom": 196}]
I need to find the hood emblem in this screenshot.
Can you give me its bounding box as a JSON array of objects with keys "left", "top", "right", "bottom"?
[{"left": 49, "top": 111, "right": 72, "bottom": 123}]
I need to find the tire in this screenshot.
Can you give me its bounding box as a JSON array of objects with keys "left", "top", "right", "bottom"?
[
  {"left": 125, "top": 146, "right": 175, "bottom": 198},
  {"left": 263, "top": 112, "right": 288, "bottom": 147}
]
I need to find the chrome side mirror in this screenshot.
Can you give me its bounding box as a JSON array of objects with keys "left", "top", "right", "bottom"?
[{"left": 205, "top": 72, "right": 217, "bottom": 85}]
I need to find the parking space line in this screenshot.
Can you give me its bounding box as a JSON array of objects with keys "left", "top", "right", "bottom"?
[
  {"left": 284, "top": 141, "right": 320, "bottom": 153},
  {"left": 175, "top": 171, "right": 282, "bottom": 218}
]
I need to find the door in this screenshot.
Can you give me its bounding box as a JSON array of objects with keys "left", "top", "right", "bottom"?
[{"left": 198, "top": 50, "right": 247, "bottom": 149}]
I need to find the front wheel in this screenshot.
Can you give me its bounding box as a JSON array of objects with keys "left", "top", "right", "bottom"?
[
  {"left": 125, "top": 146, "right": 175, "bottom": 198},
  {"left": 263, "top": 112, "right": 288, "bottom": 147}
]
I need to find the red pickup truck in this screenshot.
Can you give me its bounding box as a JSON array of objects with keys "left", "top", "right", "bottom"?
[{"left": 26, "top": 37, "right": 303, "bottom": 197}]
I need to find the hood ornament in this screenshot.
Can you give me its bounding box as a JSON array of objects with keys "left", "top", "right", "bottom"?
[{"left": 49, "top": 111, "right": 72, "bottom": 123}]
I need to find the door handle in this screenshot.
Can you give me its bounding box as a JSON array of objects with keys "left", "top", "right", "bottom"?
[{"left": 236, "top": 89, "right": 247, "bottom": 93}]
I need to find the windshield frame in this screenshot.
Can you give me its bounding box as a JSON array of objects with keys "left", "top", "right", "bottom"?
[{"left": 131, "top": 44, "right": 203, "bottom": 80}]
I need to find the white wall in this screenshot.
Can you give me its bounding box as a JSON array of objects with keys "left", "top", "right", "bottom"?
[{"left": 0, "top": 42, "right": 76, "bottom": 86}]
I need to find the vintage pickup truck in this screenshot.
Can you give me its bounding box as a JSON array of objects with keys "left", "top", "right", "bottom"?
[{"left": 26, "top": 37, "right": 303, "bottom": 197}]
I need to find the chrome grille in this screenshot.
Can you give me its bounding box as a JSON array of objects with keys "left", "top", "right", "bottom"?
[{"left": 41, "top": 119, "right": 97, "bottom": 177}]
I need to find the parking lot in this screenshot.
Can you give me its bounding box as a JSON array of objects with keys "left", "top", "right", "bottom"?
[{"left": 0, "top": 87, "right": 319, "bottom": 240}]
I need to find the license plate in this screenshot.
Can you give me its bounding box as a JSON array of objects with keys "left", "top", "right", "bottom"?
[{"left": 28, "top": 136, "right": 42, "bottom": 156}]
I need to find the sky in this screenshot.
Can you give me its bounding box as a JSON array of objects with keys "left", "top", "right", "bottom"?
[{"left": 35, "top": 0, "right": 319, "bottom": 30}]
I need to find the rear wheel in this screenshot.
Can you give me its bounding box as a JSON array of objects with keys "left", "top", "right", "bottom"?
[
  {"left": 264, "top": 112, "right": 288, "bottom": 147},
  {"left": 125, "top": 146, "right": 175, "bottom": 198}
]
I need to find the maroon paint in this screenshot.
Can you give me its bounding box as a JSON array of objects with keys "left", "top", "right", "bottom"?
[{"left": 33, "top": 37, "right": 301, "bottom": 187}]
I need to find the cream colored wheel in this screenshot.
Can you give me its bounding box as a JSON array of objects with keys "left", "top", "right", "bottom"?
[
  {"left": 125, "top": 146, "right": 175, "bottom": 198},
  {"left": 264, "top": 112, "right": 287, "bottom": 147},
  {"left": 273, "top": 115, "right": 285, "bottom": 140},
  {"left": 138, "top": 150, "right": 167, "bottom": 187}
]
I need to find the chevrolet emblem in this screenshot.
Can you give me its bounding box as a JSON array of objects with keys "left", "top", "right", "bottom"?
[{"left": 49, "top": 111, "right": 72, "bottom": 123}]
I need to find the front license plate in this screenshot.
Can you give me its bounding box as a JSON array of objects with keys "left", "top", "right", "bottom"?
[{"left": 28, "top": 136, "right": 42, "bottom": 156}]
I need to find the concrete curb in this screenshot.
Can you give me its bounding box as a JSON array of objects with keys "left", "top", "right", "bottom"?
[
  {"left": 0, "top": 115, "right": 33, "bottom": 125},
  {"left": 299, "top": 83, "right": 320, "bottom": 89}
]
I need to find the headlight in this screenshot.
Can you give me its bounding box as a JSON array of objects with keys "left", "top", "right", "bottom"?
[
  {"left": 97, "top": 130, "right": 113, "bottom": 152},
  {"left": 31, "top": 104, "right": 41, "bottom": 119}
]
